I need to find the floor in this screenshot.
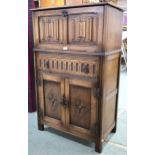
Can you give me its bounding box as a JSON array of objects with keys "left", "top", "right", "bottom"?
[{"left": 28, "top": 71, "right": 127, "bottom": 155}]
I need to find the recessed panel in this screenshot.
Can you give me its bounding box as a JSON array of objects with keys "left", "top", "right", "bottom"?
[
  {"left": 69, "top": 85, "right": 91, "bottom": 129},
  {"left": 68, "top": 13, "right": 98, "bottom": 45},
  {"left": 43, "top": 80, "right": 61, "bottom": 120},
  {"left": 39, "top": 16, "right": 66, "bottom": 44}
]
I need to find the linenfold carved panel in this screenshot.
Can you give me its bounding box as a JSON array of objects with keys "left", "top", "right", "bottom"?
[
  {"left": 39, "top": 16, "right": 66, "bottom": 44},
  {"left": 68, "top": 13, "right": 98, "bottom": 44}
]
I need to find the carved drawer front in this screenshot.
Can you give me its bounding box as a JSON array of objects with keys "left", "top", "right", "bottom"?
[
  {"left": 65, "top": 78, "right": 98, "bottom": 136},
  {"left": 37, "top": 73, "right": 66, "bottom": 127},
  {"left": 38, "top": 15, "right": 67, "bottom": 44},
  {"left": 37, "top": 54, "right": 99, "bottom": 78}
]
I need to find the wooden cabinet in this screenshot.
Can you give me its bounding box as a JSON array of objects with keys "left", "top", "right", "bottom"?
[{"left": 32, "top": 2, "right": 123, "bottom": 153}]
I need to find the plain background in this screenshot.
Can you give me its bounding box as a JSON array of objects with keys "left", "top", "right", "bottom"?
[{"left": 0, "top": 0, "right": 155, "bottom": 155}]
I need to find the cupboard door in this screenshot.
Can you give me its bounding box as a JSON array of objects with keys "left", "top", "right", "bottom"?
[
  {"left": 37, "top": 72, "right": 65, "bottom": 127},
  {"left": 65, "top": 78, "right": 98, "bottom": 136}
]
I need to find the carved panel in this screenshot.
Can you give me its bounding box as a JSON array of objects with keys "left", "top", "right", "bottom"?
[
  {"left": 69, "top": 85, "right": 91, "bottom": 129},
  {"left": 44, "top": 80, "right": 61, "bottom": 120},
  {"left": 68, "top": 13, "right": 98, "bottom": 44},
  {"left": 39, "top": 16, "right": 66, "bottom": 44},
  {"left": 74, "top": 99, "right": 90, "bottom": 115},
  {"left": 37, "top": 55, "right": 99, "bottom": 78}
]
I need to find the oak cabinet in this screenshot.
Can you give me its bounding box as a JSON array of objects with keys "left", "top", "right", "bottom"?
[{"left": 32, "top": 2, "right": 123, "bottom": 153}]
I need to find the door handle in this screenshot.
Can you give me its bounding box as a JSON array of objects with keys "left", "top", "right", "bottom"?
[
  {"left": 81, "top": 64, "right": 89, "bottom": 74},
  {"left": 45, "top": 60, "right": 50, "bottom": 69},
  {"left": 64, "top": 98, "right": 69, "bottom": 107},
  {"left": 60, "top": 95, "right": 69, "bottom": 107},
  {"left": 62, "top": 11, "right": 68, "bottom": 17}
]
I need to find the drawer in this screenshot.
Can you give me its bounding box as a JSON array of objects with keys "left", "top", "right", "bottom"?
[
  {"left": 36, "top": 53, "right": 99, "bottom": 78},
  {"left": 33, "top": 6, "right": 104, "bottom": 52}
]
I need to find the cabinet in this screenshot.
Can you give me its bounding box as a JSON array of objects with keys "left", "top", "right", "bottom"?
[{"left": 32, "top": 2, "right": 123, "bottom": 153}]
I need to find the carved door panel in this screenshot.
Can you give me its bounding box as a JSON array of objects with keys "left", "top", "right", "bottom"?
[
  {"left": 37, "top": 72, "right": 65, "bottom": 127},
  {"left": 65, "top": 78, "right": 98, "bottom": 135}
]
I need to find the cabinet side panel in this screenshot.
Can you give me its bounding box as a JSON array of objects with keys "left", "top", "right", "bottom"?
[
  {"left": 101, "top": 54, "right": 121, "bottom": 138},
  {"left": 103, "top": 5, "right": 123, "bottom": 52}
]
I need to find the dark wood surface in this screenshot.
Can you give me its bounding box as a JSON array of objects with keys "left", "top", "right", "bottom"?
[{"left": 32, "top": 4, "right": 123, "bottom": 153}]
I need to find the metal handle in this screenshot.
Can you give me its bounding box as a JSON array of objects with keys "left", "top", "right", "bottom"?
[
  {"left": 60, "top": 95, "right": 69, "bottom": 107},
  {"left": 45, "top": 60, "right": 50, "bottom": 69},
  {"left": 81, "top": 64, "right": 89, "bottom": 74},
  {"left": 62, "top": 11, "right": 68, "bottom": 17},
  {"left": 60, "top": 96, "right": 64, "bottom": 105},
  {"left": 64, "top": 99, "right": 69, "bottom": 107}
]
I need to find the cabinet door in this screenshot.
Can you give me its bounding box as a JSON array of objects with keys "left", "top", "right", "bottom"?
[
  {"left": 37, "top": 72, "right": 65, "bottom": 127},
  {"left": 65, "top": 78, "right": 98, "bottom": 136}
]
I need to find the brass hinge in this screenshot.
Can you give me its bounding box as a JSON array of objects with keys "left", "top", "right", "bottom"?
[{"left": 93, "top": 87, "right": 100, "bottom": 98}]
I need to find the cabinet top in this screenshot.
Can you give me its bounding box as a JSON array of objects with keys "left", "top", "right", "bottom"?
[{"left": 31, "top": 2, "right": 124, "bottom": 12}]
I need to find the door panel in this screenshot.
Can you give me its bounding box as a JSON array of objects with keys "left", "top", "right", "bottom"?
[
  {"left": 65, "top": 78, "right": 98, "bottom": 135},
  {"left": 37, "top": 72, "right": 65, "bottom": 127},
  {"left": 43, "top": 80, "right": 61, "bottom": 120},
  {"left": 69, "top": 85, "right": 91, "bottom": 129}
]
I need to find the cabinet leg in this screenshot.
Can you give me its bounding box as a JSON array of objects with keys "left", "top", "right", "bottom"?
[
  {"left": 111, "top": 125, "right": 117, "bottom": 133},
  {"left": 95, "top": 141, "right": 103, "bottom": 153},
  {"left": 38, "top": 124, "right": 44, "bottom": 131}
]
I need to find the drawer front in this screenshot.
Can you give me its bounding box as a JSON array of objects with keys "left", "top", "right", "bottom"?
[
  {"left": 36, "top": 53, "right": 99, "bottom": 78},
  {"left": 33, "top": 6, "right": 103, "bottom": 52}
]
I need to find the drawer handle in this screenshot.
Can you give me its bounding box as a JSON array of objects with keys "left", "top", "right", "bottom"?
[
  {"left": 45, "top": 61, "right": 50, "bottom": 69},
  {"left": 81, "top": 64, "right": 89, "bottom": 74},
  {"left": 62, "top": 11, "right": 68, "bottom": 17}
]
